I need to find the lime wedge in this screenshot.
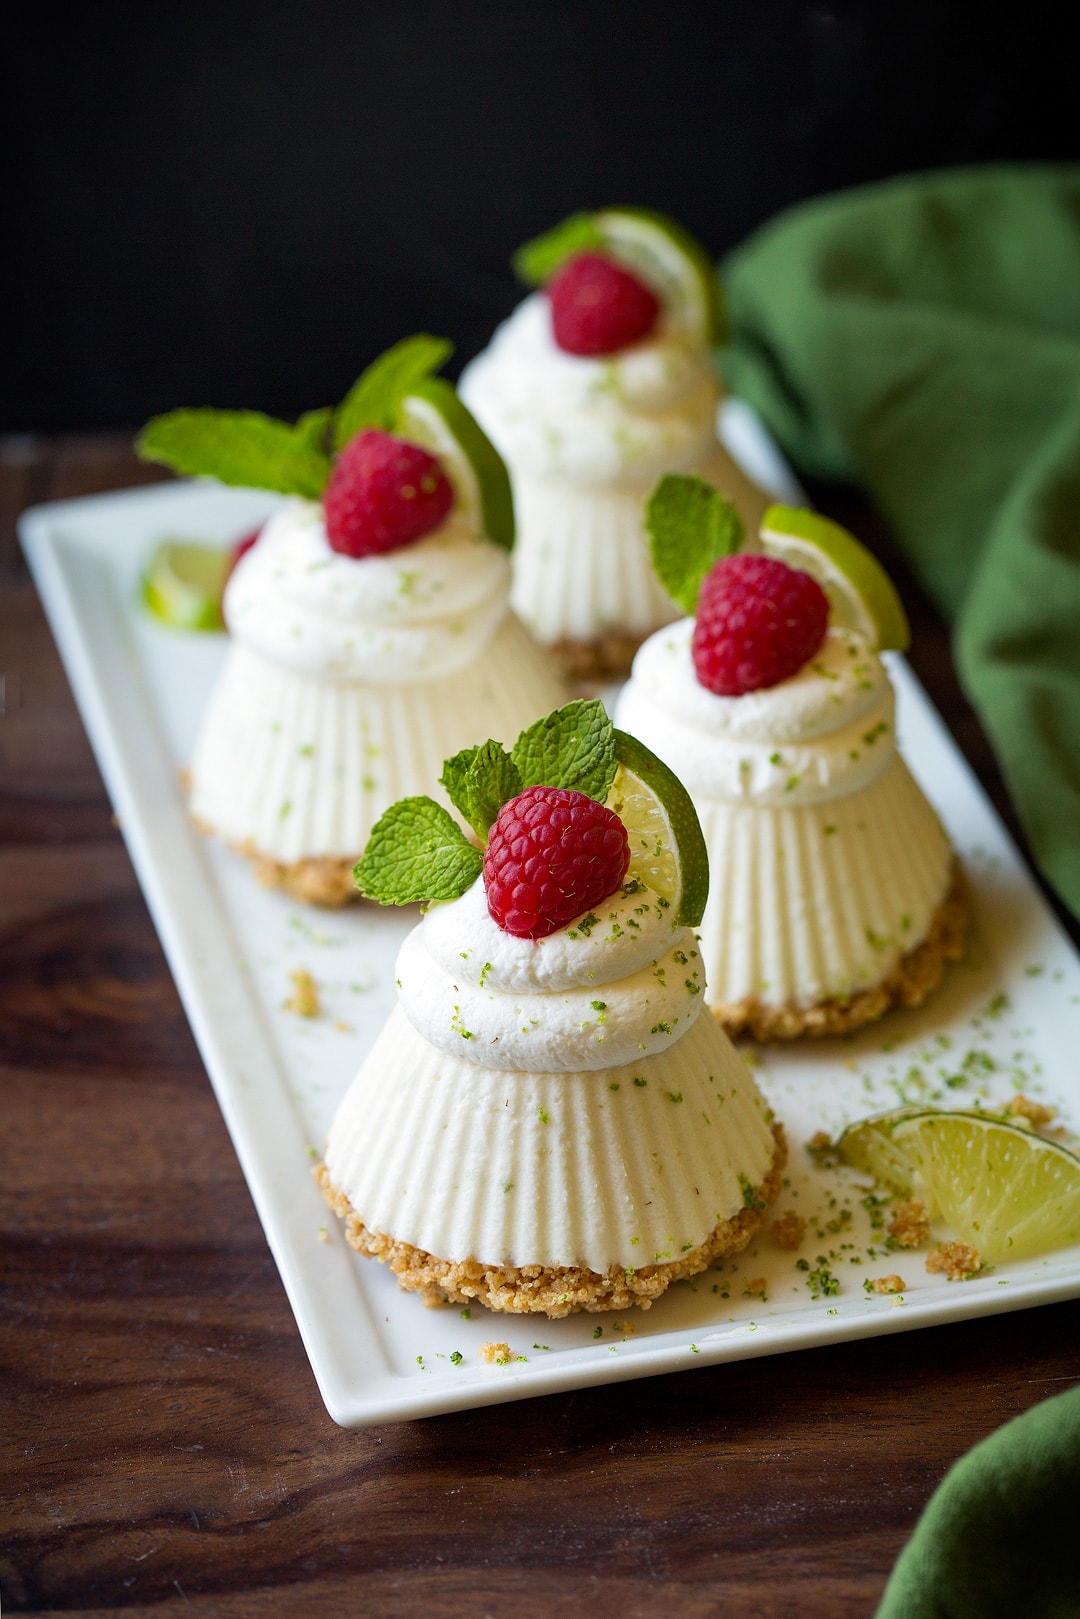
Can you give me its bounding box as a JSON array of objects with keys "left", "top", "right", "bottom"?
[
  {"left": 889, "top": 1112, "right": 1080, "bottom": 1264},
  {"left": 141, "top": 539, "right": 229, "bottom": 631},
  {"left": 839, "top": 1107, "right": 1080, "bottom": 1264},
  {"left": 758, "top": 504, "right": 910, "bottom": 652},
  {"left": 607, "top": 730, "right": 709, "bottom": 927},
  {"left": 595, "top": 208, "right": 723, "bottom": 345},
  {"left": 396, "top": 376, "right": 514, "bottom": 550}
]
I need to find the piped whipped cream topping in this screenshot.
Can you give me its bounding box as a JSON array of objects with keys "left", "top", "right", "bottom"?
[
  {"left": 395, "top": 874, "right": 703, "bottom": 1072},
  {"left": 615, "top": 623, "right": 895, "bottom": 806},
  {"left": 459, "top": 293, "right": 721, "bottom": 486},
  {"left": 224, "top": 499, "right": 511, "bottom": 683}
]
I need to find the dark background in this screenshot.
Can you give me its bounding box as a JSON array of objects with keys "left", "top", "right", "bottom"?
[{"left": 6, "top": 1, "right": 1076, "bottom": 433}]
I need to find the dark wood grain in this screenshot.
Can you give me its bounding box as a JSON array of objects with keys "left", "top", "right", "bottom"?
[{"left": 1, "top": 438, "right": 1078, "bottom": 1618}]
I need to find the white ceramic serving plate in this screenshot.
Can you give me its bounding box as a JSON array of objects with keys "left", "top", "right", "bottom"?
[{"left": 21, "top": 403, "right": 1080, "bottom": 1427}]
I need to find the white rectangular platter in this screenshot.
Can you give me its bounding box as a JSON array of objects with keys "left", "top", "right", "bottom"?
[{"left": 21, "top": 407, "right": 1080, "bottom": 1427}]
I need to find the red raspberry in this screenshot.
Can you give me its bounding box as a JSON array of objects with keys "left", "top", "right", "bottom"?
[
  {"left": 548, "top": 252, "right": 660, "bottom": 357},
  {"left": 224, "top": 524, "right": 261, "bottom": 582},
  {"left": 692, "top": 553, "right": 829, "bottom": 696},
  {"left": 483, "top": 785, "right": 631, "bottom": 940},
  {"left": 219, "top": 526, "right": 264, "bottom": 614},
  {"left": 324, "top": 428, "right": 453, "bottom": 558}
]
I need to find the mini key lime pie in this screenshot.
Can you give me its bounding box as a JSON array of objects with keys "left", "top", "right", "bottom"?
[
  {"left": 458, "top": 209, "right": 770, "bottom": 680},
  {"left": 138, "top": 337, "right": 568, "bottom": 906},
  {"left": 318, "top": 700, "right": 785, "bottom": 1315},
  {"left": 613, "top": 483, "right": 969, "bottom": 1040}
]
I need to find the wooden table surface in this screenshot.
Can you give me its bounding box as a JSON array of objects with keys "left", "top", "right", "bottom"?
[{"left": 3, "top": 436, "right": 1078, "bottom": 1619}]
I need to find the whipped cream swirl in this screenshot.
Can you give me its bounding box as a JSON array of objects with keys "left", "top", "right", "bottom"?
[
  {"left": 224, "top": 500, "right": 511, "bottom": 682},
  {"left": 459, "top": 293, "right": 721, "bottom": 486},
  {"left": 395, "top": 875, "right": 703, "bottom": 1072},
  {"left": 614, "top": 623, "right": 895, "bottom": 806}
]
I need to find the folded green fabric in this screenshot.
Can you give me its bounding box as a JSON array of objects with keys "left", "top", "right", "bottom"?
[
  {"left": 720, "top": 165, "right": 1080, "bottom": 922},
  {"left": 874, "top": 1381, "right": 1080, "bottom": 1618}
]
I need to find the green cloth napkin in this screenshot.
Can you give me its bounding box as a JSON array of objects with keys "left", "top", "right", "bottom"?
[
  {"left": 719, "top": 164, "right": 1080, "bottom": 923},
  {"left": 874, "top": 1381, "right": 1080, "bottom": 1618}
]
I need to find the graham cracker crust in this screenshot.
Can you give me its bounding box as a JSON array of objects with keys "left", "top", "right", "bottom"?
[
  {"left": 247, "top": 848, "right": 360, "bottom": 908},
  {"left": 548, "top": 627, "right": 655, "bottom": 686},
  {"left": 315, "top": 1122, "right": 786, "bottom": 1318},
  {"left": 188, "top": 801, "right": 364, "bottom": 908},
  {"left": 711, "top": 861, "right": 971, "bottom": 1043}
]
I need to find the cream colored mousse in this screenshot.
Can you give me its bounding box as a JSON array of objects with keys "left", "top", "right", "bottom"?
[
  {"left": 189, "top": 499, "right": 568, "bottom": 904},
  {"left": 320, "top": 873, "right": 783, "bottom": 1315},
  {"left": 459, "top": 295, "right": 768, "bottom": 675},
  {"left": 614, "top": 622, "right": 967, "bottom": 1039}
]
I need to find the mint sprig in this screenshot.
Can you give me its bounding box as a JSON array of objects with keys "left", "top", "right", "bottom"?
[
  {"left": 511, "top": 699, "right": 616, "bottom": 803},
  {"left": 440, "top": 739, "right": 522, "bottom": 841},
  {"left": 354, "top": 798, "right": 483, "bottom": 906},
  {"left": 353, "top": 700, "right": 623, "bottom": 908},
  {"left": 136, "top": 409, "right": 331, "bottom": 499},
  {"left": 512, "top": 212, "right": 605, "bottom": 287},
  {"left": 645, "top": 473, "right": 744, "bottom": 616},
  {"left": 136, "top": 334, "right": 456, "bottom": 497},
  {"left": 332, "top": 333, "right": 454, "bottom": 451}
]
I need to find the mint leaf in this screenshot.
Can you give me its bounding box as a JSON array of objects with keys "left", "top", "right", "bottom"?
[
  {"left": 440, "top": 739, "right": 522, "bottom": 841},
  {"left": 332, "top": 334, "right": 454, "bottom": 452},
  {"left": 645, "top": 473, "right": 744, "bottom": 616},
  {"left": 511, "top": 699, "right": 616, "bottom": 802},
  {"left": 294, "top": 405, "right": 333, "bottom": 454},
  {"left": 512, "top": 212, "right": 605, "bottom": 286},
  {"left": 137, "top": 409, "right": 331, "bottom": 498},
  {"left": 354, "top": 797, "right": 483, "bottom": 906}
]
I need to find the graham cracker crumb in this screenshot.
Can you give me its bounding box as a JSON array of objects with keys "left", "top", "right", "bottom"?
[
  {"left": 1004, "top": 1094, "right": 1055, "bottom": 1129},
  {"left": 316, "top": 1122, "right": 786, "bottom": 1318},
  {"left": 926, "top": 1241, "right": 982, "bottom": 1281},
  {"left": 805, "top": 1132, "right": 838, "bottom": 1167},
  {"left": 887, "top": 1199, "right": 930, "bottom": 1249},
  {"left": 771, "top": 1211, "right": 806, "bottom": 1250},
  {"left": 711, "top": 861, "right": 970, "bottom": 1041},
  {"left": 870, "top": 1274, "right": 906, "bottom": 1295},
  {"left": 284, "top": 968, "right": 320, "bottom": 1018}
]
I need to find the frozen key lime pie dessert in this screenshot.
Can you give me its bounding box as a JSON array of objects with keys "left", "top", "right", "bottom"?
[
  {"left": 318, "top": 700, "right": 785, "bottom": 1315},
  {"left": 458, "top": 209, "right": 770, "bottom": 680},
  {"left": 614, "top": 481, "right": 969, "bottom": 1040},
  {"left": 138, "top": 336, "right": 568, "bottom": 906}
]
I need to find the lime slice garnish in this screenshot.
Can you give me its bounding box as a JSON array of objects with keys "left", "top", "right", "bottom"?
[
  {"left": 607, "top": 729, "right": 709, "bottom": 928},
  {"left": 396, "top": 376, "right": 514, "bottom": 550},
  {"left": 839, "top": 1107, "right": 1080, "bottom": 1264},
  {"left": 758, "top": 504, "right": 911, "bottom": 653},
  {"left": 595, "top": 207, "right": 723, "bottom": 346},
  {"left": 141, "top": 539, "right": 229, "bottom": 631}
]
